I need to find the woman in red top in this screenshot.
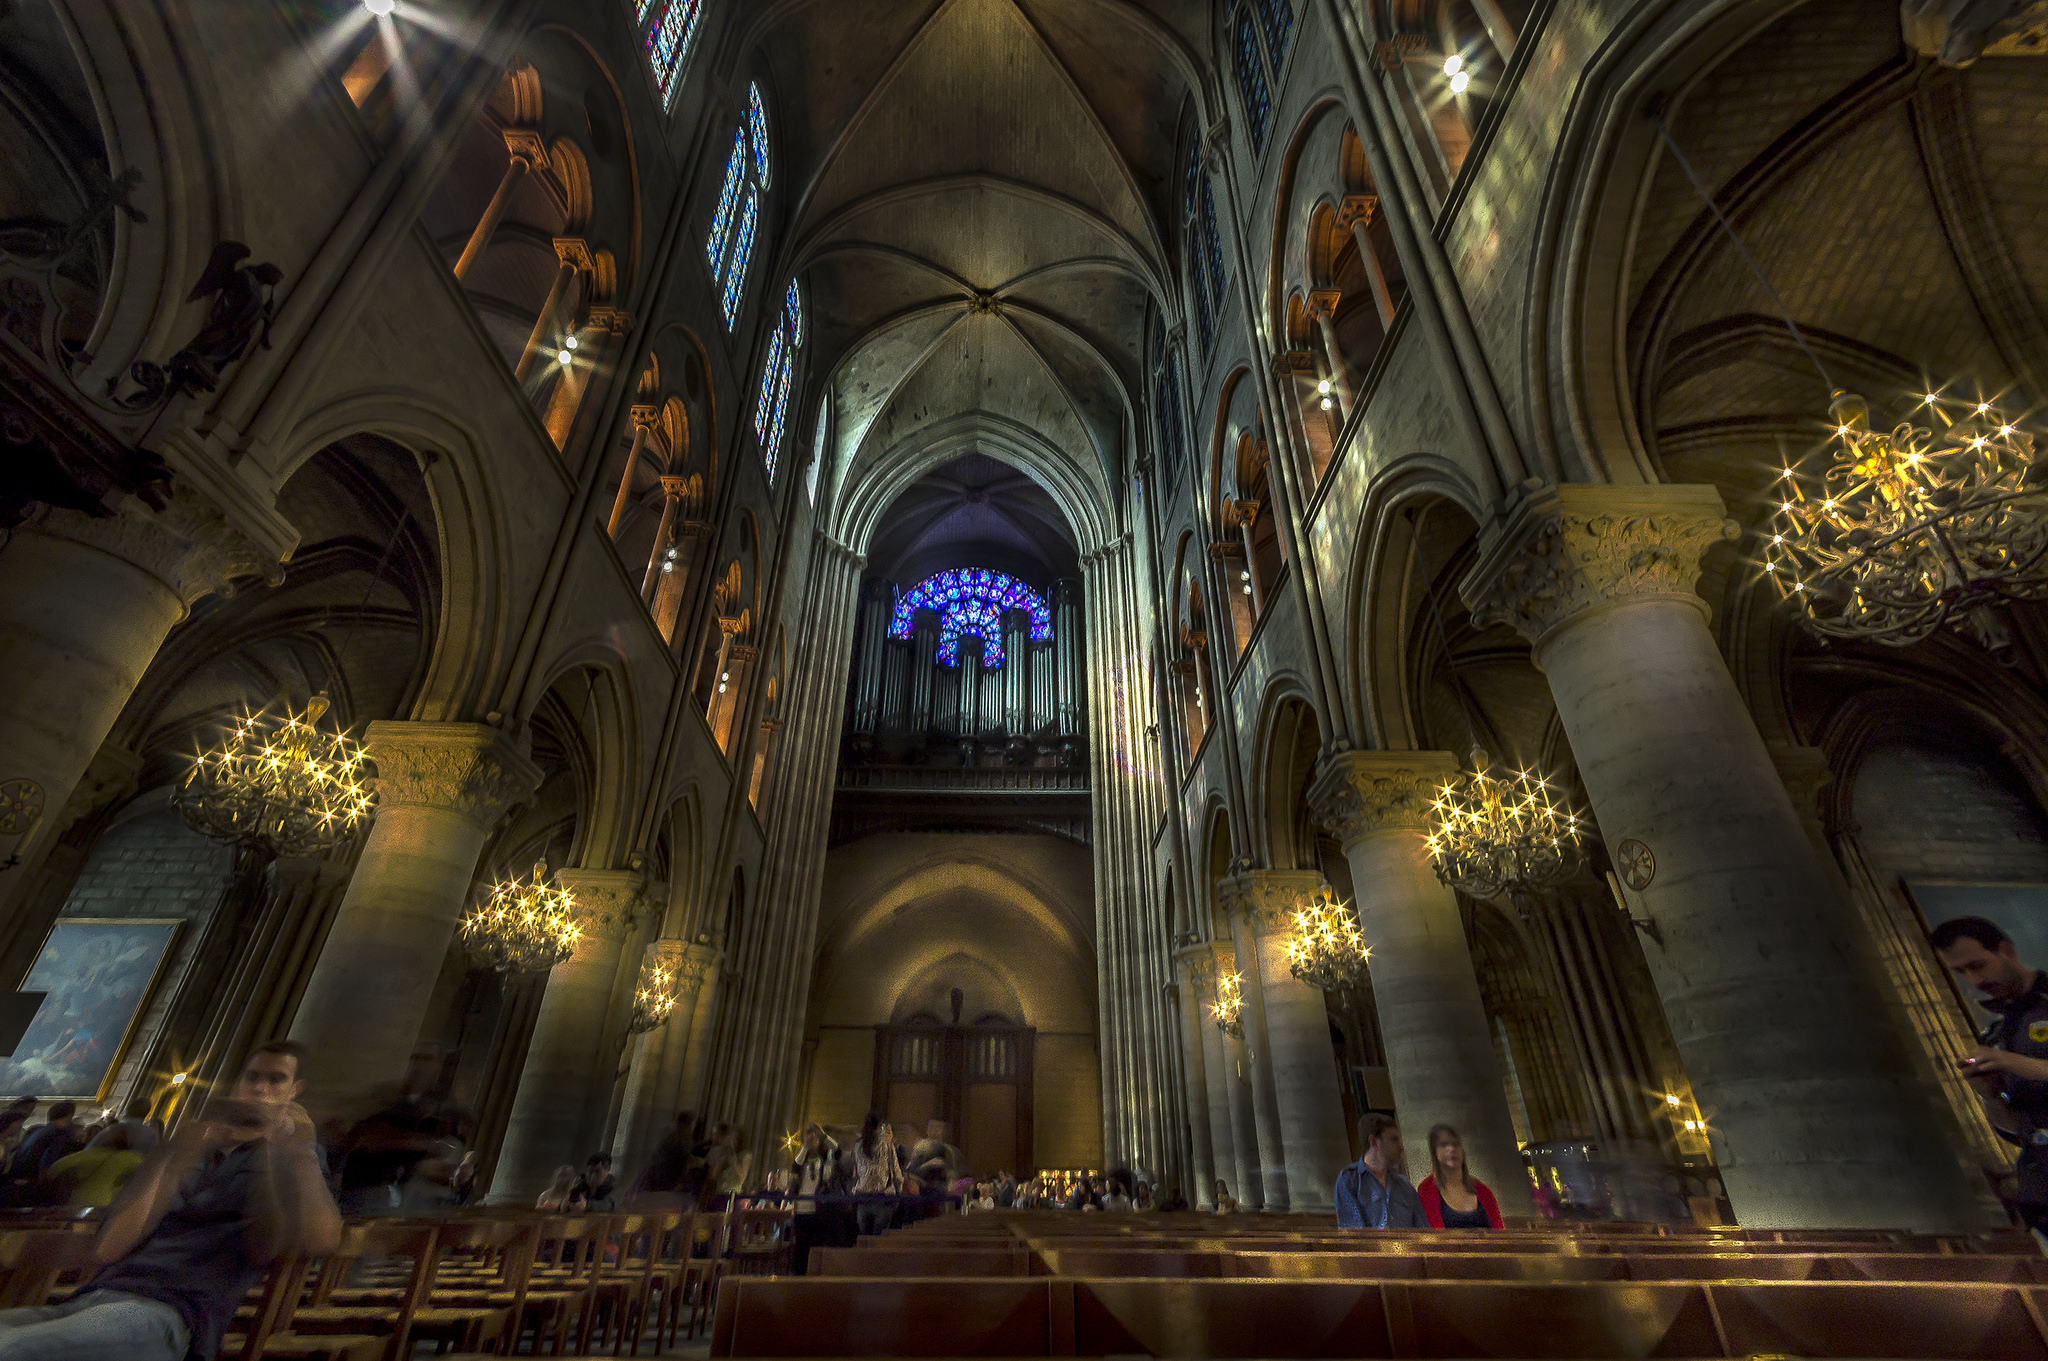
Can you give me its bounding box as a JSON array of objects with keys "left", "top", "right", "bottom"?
[{"left": 1417, "top": 1124, "right": 1504, "bottom": 1230}]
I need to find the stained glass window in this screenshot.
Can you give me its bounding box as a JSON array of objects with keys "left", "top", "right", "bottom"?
[
  {"left": 1201, "top": 182, "right": 1228, "bottom": 317},
  {"left": 1254, "top": 0, "right": 1293, "bottom": 66},
  {"left": 708, "top": 132, "right": 745, "bottom": 270},
  {"left": 637, "top": 0, "right": 656, "bottom": 22},
  {"left": 748, "top": 84, "right": 771, "bottom": 188},
  {"left": 1233, "top": 10, "right": 1272, "bottom": 156},
  {"left": 722, "top": 189, "right": 758, "bottom": 327},
  {"left": 645, "top": 0, "right": 702, "bottom": 107},
  {"left": 890, "top": 569, "right": 1054, "bottom": 670},
  {"left": 1154, "top": 319, "right": 1186, "bottom": 481},
  {"left": 754, "top": 282, "right": 805, "bottom": 480}
]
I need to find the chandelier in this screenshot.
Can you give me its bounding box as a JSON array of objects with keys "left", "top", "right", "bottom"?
[
  {"left": 1209, "top": 971, "right": 1245, "bottom": 1039},
  {"left": 1283, "top": 885, "right": 1371, "bottom": 992},
  {"left": 175, "top": 694, "right": 376, "bottom": 856},
  {"left": 1762, "top": 390, "right": 2048, "bottom": 661},
  {"left": 628, "top": 956, "right": 678, "bottom": 1034},
  {"left": 460, "top": 862, "right": 581, "bottom": 974},
  {"left": 1427, "top": 748, "right": 1586, "bottom": 900}
]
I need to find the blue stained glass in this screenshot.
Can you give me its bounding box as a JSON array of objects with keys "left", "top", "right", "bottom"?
[
  {"left": 637, "top": 0, "right": 656, "bottom": 23},
  {"left": 766, "top": 349, "right": 795, "bottom": 481},
  {"left": 785, "top": 280, "right": 803, "bottom": 342},
  {"left": 748, "top": 84, "right": 771, "bottom": 188},
  {"left": 889, "top": 569, "right": 1053, "bottom": 670},
  {"left": 1183, "top": 146, "right": 1216, "bottom": 352},
  {"left": 753, "top": 328, "right": 786, "bottom": 445},
  {"left": 707, "top": 132, "right": 745, "bottom": 272},
  {"left": 1233, "top": 11, "right": 1272, "bottom": 156},
  {"left": 1255, "top": 0, "right": 1293, "bottom": 64},
  {"left": 722, "top": 189, "right": 758, "bottom": 327}
]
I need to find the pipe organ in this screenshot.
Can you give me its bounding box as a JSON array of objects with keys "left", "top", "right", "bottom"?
[{"left": 846, "top": 572, "right": 1085, "bottom": 766}]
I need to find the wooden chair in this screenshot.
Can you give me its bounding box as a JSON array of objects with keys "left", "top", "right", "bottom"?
[
  {"left": 0, "top": 1229, "right": 102, "bottom": 1309},
  {"left": 250, "top": 1222, "right": 441, "bottom": 1361}
]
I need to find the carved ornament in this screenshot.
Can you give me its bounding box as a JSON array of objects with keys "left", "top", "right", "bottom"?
[
  {"left": 1217, "top": 868, "right": 1326, "bottom": 937},
  {"left": 1460, "top": 483, "right": 1738, "bottom": 656},
  {"left": 1307, "top": 749, "right": 1461, "bottom": 846},
  {"left": 1336, "top": 194, "right": 1380, "bottom": 231},
  {"left": 556, "top": 869, "right": 645, "bottom": 940},
  {"left": 502, "top": 128, "right": 551, "bottom": 170},
  {"left": 553, "top": 237, "right": 595, "bottom": 273},
  {"left": 1308, "top": 289, "right": 1342, "bottom": 320},
  {"left": 362, "top": 721, "right": 543, "bottom": 829},
  {"left": 36, "top": 479, "right": 281, "bottom": 607}
]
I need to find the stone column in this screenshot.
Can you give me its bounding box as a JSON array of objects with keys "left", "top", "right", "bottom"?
[
  {"left": 640, "top": 476, "right": 688, "bottom": 600},
  {"left": 1309, "top": 751, "right": 1530, "bottom": 1208},
  {"left": 1173, "top": 947, "right": 1219, "bottom": 1210},
  {"left": 0, "top": 491, "right": 275, "bottom": 920},
  {"left": 289, "top": 722, "right": 540, "bottom": 1120},
  {"left": 611, "top": 940, "right": 716, "bottom": 1177},
  {"left": 607, "top": 405, "right": 661, "bottom": 538},
  {"left": 454, "top": 129, "right": 546, "bottom": 281},
  {"left": 1461, "top": 482, "right": 1982, "bottom": 1229},
  {"left": 1337, "top": 195, "right": 1397, "bottom": 327},
  {"left": 1213, "top": 946, "right": 1265, "bottom": 1210},
  {"left": 1308, "top": 289, "right": 1352, "bottom": 419},
  {"left": 513, "top": 237, "right": 591, "bottom": 383},
  {"left": 1219, "top": 870, "right": 1352, "bottom": 1211},
  {"left": 491, "top": 869, "right": 644, "bottom": 1203}
]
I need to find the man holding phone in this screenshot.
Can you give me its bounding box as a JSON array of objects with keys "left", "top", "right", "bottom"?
[
  {"left": 0, "top": 1040, "right": 342, "bottom": 1359},
  {"left": 1932, "top": 916, "right": 2048, "bottom": 1233}
]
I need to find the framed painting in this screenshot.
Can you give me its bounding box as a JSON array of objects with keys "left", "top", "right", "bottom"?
[
  {"left": 0, "top": 918, "right": 181, "bottom": 1101},
  {"left": 1903, "top": 880, "right": 2048, "bottom": 1029}
]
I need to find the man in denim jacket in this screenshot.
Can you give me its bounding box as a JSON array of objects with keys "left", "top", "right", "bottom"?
[{"left": 1335, "top": 1114, "right": 1426, "bottom": 1229}]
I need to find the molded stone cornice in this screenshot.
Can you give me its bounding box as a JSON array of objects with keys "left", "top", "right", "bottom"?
[
  {"left": 1217, "top": 868, "right": 1325, "bottom": 938},
  {"left": 363, "top": 721, "right": 542, "bottom": 829},
  {"left": 1175, "top": 942, "right": 1218, "bottom": 996},
  {"left": 680, "top": 941, "right": 721, "bottom": 990},
  {"left": 556, "top": 869, "right": 646, "bottom": 941},
  {"left": 1308, "top": 749, "right": 1460, "bottom": 848},
  {"left": 1460, "top": 483, "right": 1737, "bottom": 655}
]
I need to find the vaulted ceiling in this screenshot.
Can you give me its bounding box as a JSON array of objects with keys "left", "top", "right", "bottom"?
[{"left": 743, "top": 0, "right": 1211, "bottom": 534}]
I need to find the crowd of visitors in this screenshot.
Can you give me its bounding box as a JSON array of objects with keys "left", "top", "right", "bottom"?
[{"left": 0, "top": 1097, "right": 162, "bottom": 1209}]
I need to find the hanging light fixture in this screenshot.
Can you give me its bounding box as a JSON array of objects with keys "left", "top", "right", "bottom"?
[
  {"left": 174, "top": 694, "right": 376, "bottom": 856},
  {"left": 628, "top": 955, "right": 678, "bottom": 1034},
  {"left": 1427, "top": 747, "right": 1586, "bottom": 900},
  {"left": 1762, "top": 390, "right": 2048, "bottom": 661},
  {"left": 460, "top": 861, "right": 581, "bottom": 974},
  {"left": 1409, "top": 518, "right": 1587, "bottom": 901},
  {"left": 1282, "top": 884, "right": 1371, "bottom": 992},
  {"left": 1210, "top": 971, "right": 1245, "bottom": 1039},
  {"left": 1650, "top": 115, "right": 2048, "bottom": 663}
]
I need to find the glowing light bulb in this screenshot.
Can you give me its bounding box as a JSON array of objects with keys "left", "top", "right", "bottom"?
[
  {"left": 1443, "top": 53, "right": 1463, "bottom": 77},
  {"left": 1666, "top": 1093, "right": 1682, "bottom": 1108},
  {"left": 1450, "top": 70, "right": 1471, "bottom": 93},
  {"left": 365, "top": 0, "right": 394, "bottom": 12},
  {"left": 1320, "top": 396, "right": 1334, "bottom": 411},
  {"left": 558, "top": 349, "right": 574, "bottom": 365},
  {"left": 171, "top": 1073, "right": 188, "bottom": 1085},
  {"left": 1317, "top": 378, "right": 1332, "bottom": 395},
  {"left": 563, "top": 334, "right": 579, "bottom": 351}
]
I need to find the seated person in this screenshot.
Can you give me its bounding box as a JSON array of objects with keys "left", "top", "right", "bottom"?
[
  {"left": 0, "top": 1041, "right": 341, "bottom": 1361},
  {"left": 1335, "top": 1114, "right": 1426, "bottom": 1228},
  {"left": 1416, "top": 1124, "right": 1505, "bottom": 1230}
]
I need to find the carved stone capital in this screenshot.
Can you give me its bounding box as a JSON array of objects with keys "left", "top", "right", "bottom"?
[
  {"left": 1459, "top": 483, "right": 1738, "bottom": 656},
  {"left": 1207, "top": 539, "right": 1244, "bottom": 562},
  {"left": 678, "top": 941, "right": 720, "bottom": 993},
  {"left": 1337, "top": 194, "right": 1380, "bottom": 230},
  {"left": 1217, "top": 868, "right": 1326, "bottom": 938},
  {"left": 1176, "top": 943, "right": 1218, "bottom": 997},
  {"left": 363, "top": 721, "right": 542, "bottom": 830},
  {"left": 502, "top": 128, "right": 550, "bottom": 170},
  {"left": 1308, "top": 748, "right": 1460, "bottom": 846},
  {"left": 658, "top": 475, "right": 689, "bottom": 500},
  {"left": 1308, "top": 289, "right": 1342, "bottom": 320},
  {"left": 555, "top": 869, "right": 645, "bottom": 941},
  {"left": 1271, "top": 350, "right": 1315, "bottom": 377},
  {"left": 587, "top": 306, "right": 633, "bottom": 335},
  {"left": 629, "top": 403, "right": 662, "bottom": 433},
  {"left": 1228, "top": 499, "right": 1262, "bottom": 530},
  {"left": 38, "top": 479, "right": 283, "bottom": 608},
  {"left": 554, "top": 237, "right": 594, "bottom": 273}
]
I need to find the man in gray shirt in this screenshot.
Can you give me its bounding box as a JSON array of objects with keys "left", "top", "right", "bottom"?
[
  {"left": 0, "top": 1041, "right": 342, "bottom": 1360},
  {"left": 1335, "top": 1114, "right": 1426, "bottom": 1229}
]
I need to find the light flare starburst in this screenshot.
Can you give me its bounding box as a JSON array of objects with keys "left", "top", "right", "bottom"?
[
  {"left": 628, "top": 958, "right": 678, "bottom": 1033},
  {"left": 174, "top": 694, "right": 375, "bottom": 855},
  {"left": 1761, "top": 391, "right": 2048, "bottom": 661},
  {"left": 460, "top": 861, "right": 581, "bottom": 974},
  {"left": 1282, "top": 886, "right": 1370, "bottom": 992},
  {"left": 1427, "top": 748, "right": 1585, "bottom": 900},
  {"left": 1210, "top": 971, "right": 1245, "bottom": 1039}
]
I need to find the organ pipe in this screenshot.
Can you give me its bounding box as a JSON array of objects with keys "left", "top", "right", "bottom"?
[{"left": 908, "top": 615, "right": 938, "bottom": 743}]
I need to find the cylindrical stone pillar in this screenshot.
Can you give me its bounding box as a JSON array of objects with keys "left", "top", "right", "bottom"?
[
  {"left": 1220, "top": 889, "right": 1290, "bottom": 1211},
  {"left": 1309, "top": 751, "right": 1531, "bottom": 1210},
  {"left": 0, "top": 495, "right": 270, "bottom": 919},
  {"left": 612, "top": 941, "right": 715, "bottom": 1178},
  {"left": 491, "top": 869, "right": 644, "bottom": 1203},
  {"left": 1222, "top": 870, "right": 1354, "bottom": 1210},
  {"left": 289, "top": 722, "right": 540, "bottom": 1121},
  {"left": 1173, "top": 947, "right": 1219, "bottom": 1210},
  {"left": 1462, "top": 483, "right": 1985, "bottom": 1229}
]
